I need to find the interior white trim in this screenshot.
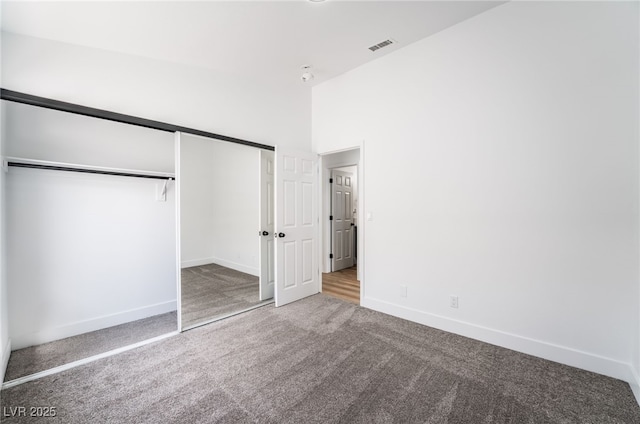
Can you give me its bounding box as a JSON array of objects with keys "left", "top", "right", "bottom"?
[
  {"left": 362, "top": 296, "right": 634, "bottom": 384},
  {"left": 181, "top": 257, "right": 259, "bottom": 277},
  {"left": 175, "top": 132, "right": 183, "bottom": 332},
  {"left": 2, "top": 331, "right": 179, "bottom": 390},
  {"left": 631, "top": 366, "right": 640, "bottom": 406},
  {"left": 181, "top": 257, "right": 221, "bottom": 268},
  {"left": 357, "top": 141, "right": 365, "bottom": 287},
  {"left": 11, "top": 300, "right": 177, "bottom": 350},
  {"left": 1, "top": 339, "right": 11, "bottom": 384}
]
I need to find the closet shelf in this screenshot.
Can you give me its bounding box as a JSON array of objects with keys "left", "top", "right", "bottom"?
[{"left": 3, "top": 157, "right": 175, "bottom": 181}]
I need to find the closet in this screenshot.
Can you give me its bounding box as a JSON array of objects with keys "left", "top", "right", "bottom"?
[
  {"left": 1, "top": 89, "right": 319, "bottom": 384},
  {"left": 2, "top": 98, "right": 178, "bottom": 381}
]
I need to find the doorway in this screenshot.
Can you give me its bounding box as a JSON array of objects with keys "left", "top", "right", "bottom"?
[{"left": 320, "top": 148, "right": 362, "bottom": 305}]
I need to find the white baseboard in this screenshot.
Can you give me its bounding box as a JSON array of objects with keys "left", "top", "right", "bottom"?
[
  {"left": 362, "top": 296, "right": 633, "bottom": 384},
  {"left": 11, "top": 300, "right": 177, "bottom": 350},
  {"left": 1, "top": 338, "right": 11, "bottom": 383},
  {"left": 181, "top": 257, "right": 216, "bottom": 269},
  {"left": 631, "top": 366, "right": 640, "bottom": 406},
  {"left": 181, "top": 256, "right": 259, "bottom": 277}
]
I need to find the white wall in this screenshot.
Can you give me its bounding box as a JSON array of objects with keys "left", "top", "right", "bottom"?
[
  {"left": 635, "top": 0, "right": 640, "bottom": 401},
  {"left": 636, "top": 0, "right": 640, "bottom": 398},
  {"left": 322, "top": 149, "right": 360, "bottom": 169},
  {"left": 6, "top": 169, "right": 177, "bottom": 349},
  {"left": 313, "top": 0, "right": 639, "bottom": 389},
  {"left": 180, "top": 134, "right": 260, "bottom": 276},
  {"left": 3, "top": 101, "right": 175, "bottom": 172},
  {"left": 1, "top": 32, "right": 311, "bottom": 150},
  {"left": 180, "top": 135, "right": 215, "bottom": 266},
  {"left": 3, "top": 101, "right": 177, "bottom": 349}
]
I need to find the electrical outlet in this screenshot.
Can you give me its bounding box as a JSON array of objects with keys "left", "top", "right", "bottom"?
[
  {"left": 400, "top": 285, "right": 407, "bottom": 298},
  {"left": 450, "top": 295, "right": 459, "bottom": 309}
]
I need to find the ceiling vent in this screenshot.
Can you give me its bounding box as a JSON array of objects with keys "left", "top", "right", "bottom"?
[{"left": 368, "top": 39, "right": 395, "bottom": 52}]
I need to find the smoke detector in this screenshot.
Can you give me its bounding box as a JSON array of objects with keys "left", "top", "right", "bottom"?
[{"left": 301, "top": 65, "right": 315, "bottom": 83}]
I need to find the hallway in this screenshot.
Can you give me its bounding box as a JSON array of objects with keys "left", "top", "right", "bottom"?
[{"left": 322, "top": 266, "right": 359, "bottom": 304}]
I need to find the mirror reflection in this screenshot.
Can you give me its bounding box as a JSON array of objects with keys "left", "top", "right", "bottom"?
[{"left": 179, "top": 134, "right": 273, "bottom": 330}]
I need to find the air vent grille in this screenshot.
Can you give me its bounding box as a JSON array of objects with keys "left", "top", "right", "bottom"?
[{"left": 368, "top": 39, "right": 395, "bottom": 52}]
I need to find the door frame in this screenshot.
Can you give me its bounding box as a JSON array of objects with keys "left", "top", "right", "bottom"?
[
  {"left": 258, "top": 149, "right": 275, "bottom": 301},
  {"left": 318, "top": 143, "right": 365, "bottom": 302}
]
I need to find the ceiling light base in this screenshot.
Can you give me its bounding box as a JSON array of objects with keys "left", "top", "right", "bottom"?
[{"left": 301, "top": 65, "right": 315, "bottom": 83}]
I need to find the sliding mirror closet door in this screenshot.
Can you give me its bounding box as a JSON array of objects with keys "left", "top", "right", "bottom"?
[
  {"left": 2, "top": 100, "right": 178, "bottom": 382},
  {"left": 179, "top": 134, "right": 273, "bottom": 330}
]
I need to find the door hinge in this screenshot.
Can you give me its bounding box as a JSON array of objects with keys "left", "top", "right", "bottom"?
[
  {"left": 329, "top": 254, "right": 334, "bottom": 259},
  {"left": 329, "top": 178, "right": 333, "bottom": 184},
  {"left": 329, "top": 215, "right": 333, "bottom": 221}
]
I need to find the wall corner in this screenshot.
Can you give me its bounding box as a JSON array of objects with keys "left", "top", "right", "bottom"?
[
  {"left": 630, "top": 365, "right": 640, "bottom": 406},
  {"left": 1, "top": 338, "right": 10, "bottom": 384}
]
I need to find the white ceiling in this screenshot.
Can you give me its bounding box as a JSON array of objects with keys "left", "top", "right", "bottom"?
[{"left": 1, "top": 1, "right": 503, "bottom": 87}]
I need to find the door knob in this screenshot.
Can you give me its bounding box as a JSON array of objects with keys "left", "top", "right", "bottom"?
[
  {"left": 278, "top": 232, "right": 285, "bottom": 238},
  {"left": 262, "top": 231, "right": 269, "bottom": 236}
]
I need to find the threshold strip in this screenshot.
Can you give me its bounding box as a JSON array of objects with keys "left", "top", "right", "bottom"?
[
  {"left": 2, "top": 331, "right": 180, "bottom": 390},
  {"left": 182, "top": 300, "right": 274, "bottom": 332}
]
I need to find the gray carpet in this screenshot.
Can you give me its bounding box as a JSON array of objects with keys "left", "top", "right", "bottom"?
[
  {"left": 3, "top": 311, "right": 177, "bottom": 382},
  {"left": 181, "top": 263, "right": 262, "bottom": 329},
  {"left": 1, "top": 294, "right": 638, "bottom": 423}
]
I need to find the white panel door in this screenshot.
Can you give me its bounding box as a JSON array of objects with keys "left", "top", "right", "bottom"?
[
  {"left": 274, "top": 147, "right": 318, "bottom": 307},
  {"left": 259, "top": 150, "right": 275, "bottom": 301},
  {"left": 331, "top": 169, "right": 354, "bottom": 271}
]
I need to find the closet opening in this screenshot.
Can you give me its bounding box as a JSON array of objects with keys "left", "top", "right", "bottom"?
[{"left": 0, "top": 89, "right": 274, "bottom": 388}]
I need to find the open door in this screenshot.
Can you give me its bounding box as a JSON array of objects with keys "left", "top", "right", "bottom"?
[
  {"left": 331, "top": 169, "right": 354, "bottom": 271},
  {"left": 274, "top": 147, "right": 319, "bottom": 307},
  {"left": 259, "top": 150, "right": 275, "bottom": 301}
]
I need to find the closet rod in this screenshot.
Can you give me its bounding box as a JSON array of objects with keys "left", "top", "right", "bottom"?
[
  {"left": 1, "top": 89, "right": 275, "bottom": 152},
  {"left": 8, "top": 162, "right": 174, "bottom": 181}
]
